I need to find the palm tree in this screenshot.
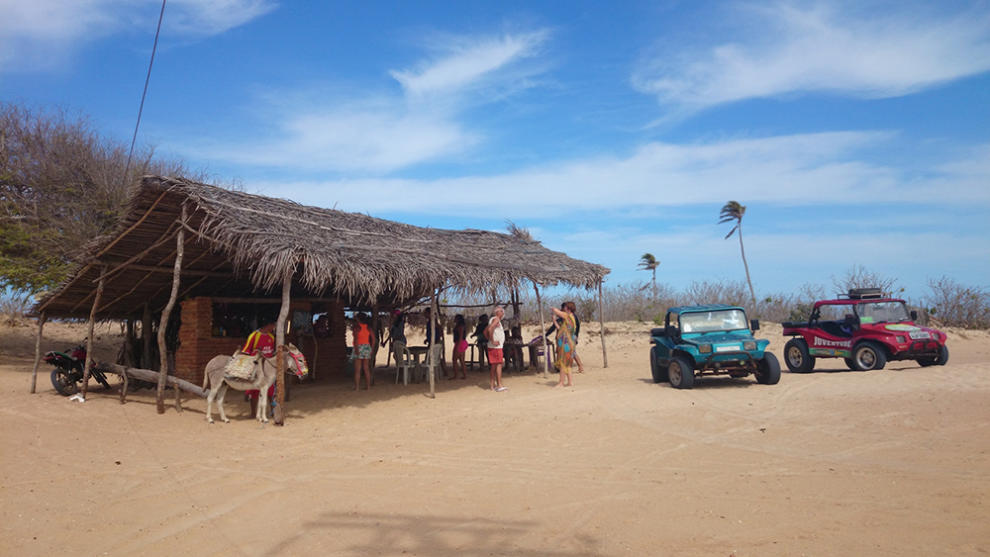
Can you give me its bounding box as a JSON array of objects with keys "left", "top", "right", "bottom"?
[
  {"left": 637, "top": 253, "right": 659, "bottom": 297},
  {"left": 719, "top": 201, "right": 757, "bottom": 305}
]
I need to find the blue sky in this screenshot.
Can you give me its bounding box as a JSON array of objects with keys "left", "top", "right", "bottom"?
[{"left": 2, "top": 0, "right": 988, "bottom": 300}]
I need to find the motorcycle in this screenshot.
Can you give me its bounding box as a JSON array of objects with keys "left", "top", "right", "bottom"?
[{"left": 44, "top": 344, "right": 111, "bottom": 396}]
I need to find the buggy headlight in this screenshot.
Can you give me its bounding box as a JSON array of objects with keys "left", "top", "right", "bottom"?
[
  {"left": 699, "top": 344, "right": 712, "bottom": 354},
  {"left": 896, "top": 335, "right": 906, "bottom": 344},
  {"left": 743, "top": 341, "right": 756, "bottom": 351}
]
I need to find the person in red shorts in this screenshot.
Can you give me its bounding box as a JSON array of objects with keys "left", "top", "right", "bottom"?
[
  {"left": 485, "top": 306, "right": 507, "bottom": 392},
  {"left": 242, "top": 320, "right": 277, "bottom": 415}
]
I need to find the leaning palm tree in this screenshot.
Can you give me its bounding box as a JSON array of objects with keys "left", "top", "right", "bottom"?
[
  {"left": 719, "top": 201, "right": 757, "bottom": 305},
  {"left": 637, "top": 253, "right": 659, "bottom": 297}
]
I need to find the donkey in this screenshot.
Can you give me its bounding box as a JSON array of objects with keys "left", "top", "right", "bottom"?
[{"left": 203, "top": 344, "right": 308, "bottom": 424}]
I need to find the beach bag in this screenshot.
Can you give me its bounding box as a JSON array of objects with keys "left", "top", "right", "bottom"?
[{"left": 224, "top": 352, "right": 257, "bottom": 381}]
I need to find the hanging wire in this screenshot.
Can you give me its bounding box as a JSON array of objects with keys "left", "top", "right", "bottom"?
[{"left": 124, "top": 0, "right": 167, "bottom": 180}]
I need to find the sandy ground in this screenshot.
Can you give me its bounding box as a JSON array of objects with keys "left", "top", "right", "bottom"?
[{"left": 1, "top": 319, "right": 989, "bottom": 556}]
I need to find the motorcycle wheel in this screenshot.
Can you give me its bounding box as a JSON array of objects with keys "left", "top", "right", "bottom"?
[{"left": 51, "top": 367, "right": 80, "bottom": 396}]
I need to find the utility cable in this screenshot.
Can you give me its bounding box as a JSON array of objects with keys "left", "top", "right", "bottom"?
[{"left": 124, "top": 0, "right": 167, "bottom": 180}]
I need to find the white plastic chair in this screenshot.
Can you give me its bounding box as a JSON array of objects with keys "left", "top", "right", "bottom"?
[
  {"left": 393, "top": 342, "right": 414, "bottom": 385},
  {"left": 418, "top": 344, "right": 444, "bottom": 383}
]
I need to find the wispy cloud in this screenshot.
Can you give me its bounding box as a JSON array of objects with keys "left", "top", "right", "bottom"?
[
  {"left": 260, "top": 133, "right": 989, "bottom": 216},
  {"left": 166, "top": 0, "right": 277, "bottom": 36},
  {"left": 390, "top": 30, "right": 549, "bottom": 99},
  {"left": 210, "top": 98, "right": 476, "bottom": 173},
  {"left": 198, "top": 29, "right": 551, "bottom": 173},
  {"left": 632, "top": 1, "right": 990, "bottom": 115},
  {"left": 0, "top": 0, "right": 274, "bottom": 73}
]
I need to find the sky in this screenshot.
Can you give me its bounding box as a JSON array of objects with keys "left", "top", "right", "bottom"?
[{"left": 2, "top": 0, "right": 988, "bottom": 301}]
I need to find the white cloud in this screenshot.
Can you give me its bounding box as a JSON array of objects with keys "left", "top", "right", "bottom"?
[
  {"left": 0, "top": 0, "right": 274, "bottom": 73},
  {"left": 166, "top": 0, "right": 276, "bottom": 36},
  {"left": 262, "top": 134, "right": 990, "bottom": 217},
  {"left": 390, "top": 30, "right": 549, "bottom": 99},
  {"left": 632, "top": 1, "right": 990, "bottom": 113},
  {"left": 198, "top": 29, "right": 550, "bottom": 173},
  {"left": 211, "top": 101, "right": 476, "bottom": 173}
]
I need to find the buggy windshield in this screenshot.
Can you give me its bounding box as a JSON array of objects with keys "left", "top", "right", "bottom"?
[
  {"left": 855, "top": 301, "right": 910, "bottom": 324},
  {"left": 679, "top": 309, "right": 748, "bottom": 333}
]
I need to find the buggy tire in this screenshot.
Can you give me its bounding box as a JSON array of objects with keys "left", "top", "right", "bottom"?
[
  {"left": 650, "top": 346, "right": 668, "bottom": 383},
  {"left": 852, "top": 341, "right": 887, "bottom": 371},
  {"left": 756, "top": 352, "right": 781, "bottom": 385},
  {"left": 668, "top": 355, "right": 695, "bottom": 389},
  {"left": 918, "top": 344, "right": 950, "bottom": 367},
  {"left": 844, "top": 357, "right": 857, "bottom": 370},
  {"left": 784, "top": 338, "right": 815, "bottom": 373},
  {"left": 51, "top": 367, "right": 80, "bottom": 396}
]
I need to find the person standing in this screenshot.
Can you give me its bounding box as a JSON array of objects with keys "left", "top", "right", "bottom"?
[
  {"left": 352, "top": 313, "right": 373, "bottom": 390},
  {"left": 242, "top": 320, "right": 277, "bottom": 415},
  {"left": 388, "top": 310, "right": 407, "bottom": 367},
  {"left": 451, "top": 314, "right": 468, "bottom": 379},
  {"left": 550, "top": 301, "right": 578, "bottom": 387},
  {"left": 486, "top": 306, "right": 507, "bottom": 392},
  {"left": 545, "top": 303, "right": 585, "bottom": 372},
  {"left": 471, "top": 314, "right": 489, "bottom": 370}
]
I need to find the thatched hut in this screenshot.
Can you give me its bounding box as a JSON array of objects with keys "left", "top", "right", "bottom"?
[{"left": 30, "top": 176, "right": 610, "bottom": 419}]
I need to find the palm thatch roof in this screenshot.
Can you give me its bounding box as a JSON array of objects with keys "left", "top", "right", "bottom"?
[{"left": 35, "top": 176, "right": 609, "bottom": 318}]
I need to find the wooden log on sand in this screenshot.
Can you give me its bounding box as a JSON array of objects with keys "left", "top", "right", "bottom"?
[{"left": 98, "top": 362, "right": 207, "bottom": 398}]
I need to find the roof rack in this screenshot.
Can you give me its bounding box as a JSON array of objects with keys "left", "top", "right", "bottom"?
[{"left": 847, "top": 287, "right": 883, "bottom": 300}]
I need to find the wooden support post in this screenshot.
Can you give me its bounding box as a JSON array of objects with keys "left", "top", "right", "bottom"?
[
  {"left": 598, "top": 281, "right": 608, "bottom": 369},
  {"left": 29, "top": 312, "right": 47, "bottom": 393},
  {"left": 123, "top": 319, "right": 135, "bottom": 367},
  {"left": 274, "top": 266, "right": 293, "bottom": 425},
  {"left": 156, "top": 205, "right": 185, "bottom": 414},
  {"left": 511, "top": 286, "right": 521, "bottom": 321},
  {"left": 428, "top": 290, "right": 438, "bottom": 398},
  {"left": 534, "top": 283, "right": 549, "bottom": 378},
  {"left": 81, "top": 268, "right": 106, "bottom": 399},
  {"left": 119, "top": 363, "right": 129, "bottom": 404},
  {"left": 173, "top": 350, "right": 182, "bottom": 412},
  {"left": 142, "top": 304, "right": 152, "bottom": 370}
]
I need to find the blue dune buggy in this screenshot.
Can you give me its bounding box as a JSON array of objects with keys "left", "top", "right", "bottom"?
[{"left": 649, "top": 304, "right": 780, "bottom": 389}]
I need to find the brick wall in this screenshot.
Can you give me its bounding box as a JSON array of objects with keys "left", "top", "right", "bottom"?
[{"left": 174, "top": 297, "right": 347, "bottom": 384}]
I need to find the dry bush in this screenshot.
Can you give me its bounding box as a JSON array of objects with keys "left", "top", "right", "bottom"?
[
  {"left": 755, "top": 283, "right": 826, "bottom": 323},
  {"left": 0, "top": 291, "right": 32, "bottom": 326},
  {"left": 923, "top": 276, "right": 990, "bottom": 329},
  {"left": 830, "top": 265, "right": 901, "bottom": 297},
  {"left": 432, "top": 275, "right": 987, "bottom": 331}
]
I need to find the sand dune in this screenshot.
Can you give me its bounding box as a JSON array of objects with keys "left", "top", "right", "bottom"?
[{"left": 1, "top": 320, "right": 988, "bottom": 556}]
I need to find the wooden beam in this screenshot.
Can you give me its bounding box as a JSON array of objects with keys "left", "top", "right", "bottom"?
[
  {"left": 90, "top": 223, "right": 179, "bottom": 284},
  {"left": 177, "top": 259, "right": 231, "bottom": 300},
  {"left": 29, "top": 312, "right": 47, "bottom": 394},
  {"left": 125, "top": 263, "right": 229, "bottom": 278},
  {"left": 274, "top": 265, "right": 293, "bottom": 426},
  {"left": 428, "top": 290, "right": 438, "bottom": 399},
  {"left": 99, "top": 362, "right": 207, "bottom": 398},
  {"left": 598, "top": 281, "right": 608, "bottom": 369},
  {"left": 156, "top": 205, "right": 185, "bottom": 414},
  {"left": 81, "top": 267, "right": 106, "bottom": 399},
  {"left": 142, "top": 304, "right": 153, "bottom": 370},
  {"left": 93, "top": 190, "right": 169, "bottom": 258},
  {"left": 534, "top": 283, "right": 549, "bottom": 378},
  {"left": 36, "top": 263, "right": 92, "bottom": 314}
]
